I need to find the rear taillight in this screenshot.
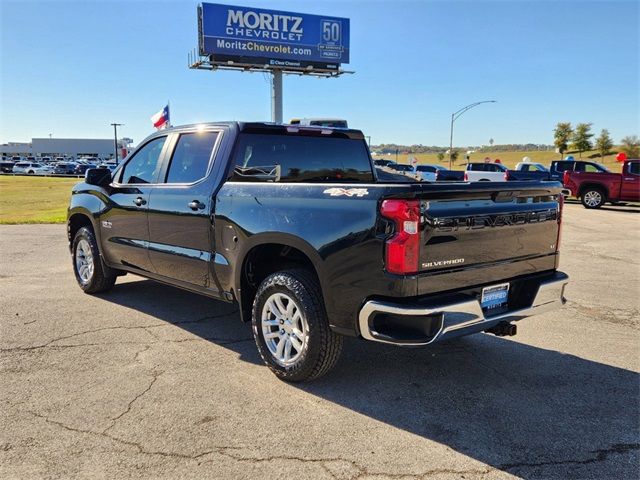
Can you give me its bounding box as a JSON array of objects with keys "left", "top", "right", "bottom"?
[
  {"left": 504, "top": 171, "right": 511, "bottom": 181},
  {"left": 556, "top": 193, "right": 564, "bottom": 252},
  {"left": 562, "top": 170, "right": 570, "bottom": 186},
  {"left": 380, "top": 199, "right": 420, "bottom": 275},
  {"left": 463, "top": 172, "right": 468, "bottom": 181},
  {"left": 435, "top": 170, "right": 440, "bottom": 181}
]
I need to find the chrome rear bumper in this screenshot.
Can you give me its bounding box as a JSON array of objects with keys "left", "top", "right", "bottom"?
[{"left": 358, "top": 273, "right": 568, "bottom": 346}]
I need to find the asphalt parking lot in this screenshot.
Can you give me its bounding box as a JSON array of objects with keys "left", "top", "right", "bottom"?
[{"left": 1, "top": 202, "right": 638, "bottom": 479}]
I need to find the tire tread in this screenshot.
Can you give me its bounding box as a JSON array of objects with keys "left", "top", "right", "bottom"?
[{"left": 252, "top": 268, "right": 342, "bottom": 382}]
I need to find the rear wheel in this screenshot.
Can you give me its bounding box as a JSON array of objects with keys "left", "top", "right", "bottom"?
[
  {"left": 252, "top": 269, "right": 343, "bottom": 382},
  {"left": 581, "top": 188, "right": 605, "bottom": 209},
  {"left": 72, "top": 227, "right": 117, "bottom": 293}
]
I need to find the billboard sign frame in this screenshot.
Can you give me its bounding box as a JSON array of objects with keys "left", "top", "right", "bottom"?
[{"left": 197, "top": 3, "right": 350, "bottom": 74}]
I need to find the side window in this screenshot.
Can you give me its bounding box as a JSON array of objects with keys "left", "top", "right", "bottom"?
[
  {"left": 555, "top": 162, "right": 572, "bottom": 172},
  {"left": 583, "top": 163, "right": 601, "bottom": 173},
  {"left": 165, "top": 131, "right": 218, "bottom": 183},
  {"left": 628, "top": 162, "right": 640, "bottom": 175},
  {"left": 120, "top": 137, "right": 166, "bottom": 184}
]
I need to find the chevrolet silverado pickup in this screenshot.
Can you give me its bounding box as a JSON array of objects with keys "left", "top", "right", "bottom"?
[
  {"left": 67, "top": 122, "right": 569, "bottom": 381},
  {"left": 563, "top": 159, "right": 640, "bottom": 208}
]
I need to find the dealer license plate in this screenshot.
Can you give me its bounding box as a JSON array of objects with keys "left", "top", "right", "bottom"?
[{"left": 481, "top": 283, "right": 510, "bottom": 310}]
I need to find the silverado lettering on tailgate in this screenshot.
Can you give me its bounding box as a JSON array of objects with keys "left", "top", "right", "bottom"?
[{"left": 429, "top": 209, "right": 557, "bottom": 232}]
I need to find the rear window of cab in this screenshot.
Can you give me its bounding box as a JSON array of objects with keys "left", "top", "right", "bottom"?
[{"left": 231, "top": 133, "right": 374, "bottom": 183}]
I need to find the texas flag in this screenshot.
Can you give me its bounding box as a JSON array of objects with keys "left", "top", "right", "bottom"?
[{"left": 150, "top": 105, "right": 170, "bottom": 130}]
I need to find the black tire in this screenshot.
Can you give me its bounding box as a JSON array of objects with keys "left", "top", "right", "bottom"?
[
  {"left": 251, "top": 269, "right": 343, "bottom": 382},
  {"left": 581, "top": 187, "right": 606, "bottom": 209},
  {"left": 72, "top": 226, "right": 117, "bottom": 293}
]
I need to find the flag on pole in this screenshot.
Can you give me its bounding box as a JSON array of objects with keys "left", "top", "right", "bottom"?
[{"left": 151, "top": 105, "right": 170, "bottom": 130}]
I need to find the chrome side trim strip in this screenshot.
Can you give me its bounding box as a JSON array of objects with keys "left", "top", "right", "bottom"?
[{"left": 358, "top": 276, "right": 568, "bottom": 346}]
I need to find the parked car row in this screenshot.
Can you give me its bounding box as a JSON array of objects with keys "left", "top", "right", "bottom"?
[
  {"left": 0, "top": 159, "right": 118, "bottom": 175},
  {"left": 372, "top": 157, "right": 639, "bottom": 209}
]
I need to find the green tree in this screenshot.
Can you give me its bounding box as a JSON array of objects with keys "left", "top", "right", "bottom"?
[
  {"left": 620, "top": 135, "right": 640, "bottom": 158},
  {"left": 450, "top": 149, "right": 459, "bottom": 163},
  {"left": 554, "top": 122, "right": 573, "bottom": 157},
  {"left": 570, "top": 123, "right": 594, "bottom": 158},
  {"left": 489, "top": 138, "right": 494, "bottom": 147},
  {"left": 595, "top": 129, "right": 614, "bottom": 160},
  {"left": 437, "top": 152, "right": 445, "bottom": 162}
]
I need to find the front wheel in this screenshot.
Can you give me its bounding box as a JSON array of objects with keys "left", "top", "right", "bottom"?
[
  {"left": 252, "top": 269, "right": 343, "bottom": 382},
  {"left": 72, "top": 227, "right": 117, "bottom": 293},
  {"left": 581, "top": 188, "right": 605, "bottom": 209}
]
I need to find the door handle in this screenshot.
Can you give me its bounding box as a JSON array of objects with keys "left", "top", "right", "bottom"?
[
  {"left": 134, "top": 196, "right": 147, "bottom": 206},
  {"left": 188, "top": 200, "right": 205, "bottom": 211}
]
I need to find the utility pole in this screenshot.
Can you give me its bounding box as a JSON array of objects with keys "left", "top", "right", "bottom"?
[
  {"left": 448, "top": 100, "right": 497, "bottom": 169},
  {"left": 110, "top": 123, "right": 124, "bottom": 164}
]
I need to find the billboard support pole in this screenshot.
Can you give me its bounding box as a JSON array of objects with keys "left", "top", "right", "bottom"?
[{"left": 271, "top": 70, "right": 283, "bottom": 123}]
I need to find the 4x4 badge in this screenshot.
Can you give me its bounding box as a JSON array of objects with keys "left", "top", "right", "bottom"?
[{"left": 323, "top": 188, "right": 369, "bottom": 197}]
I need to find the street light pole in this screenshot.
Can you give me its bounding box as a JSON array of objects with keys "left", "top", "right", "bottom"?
[
  {"left": 448, "top": 100, "right": 496, "bottom": 169},
  {"left": 110, "top": 123, "right": 124, "bottom": 164}
]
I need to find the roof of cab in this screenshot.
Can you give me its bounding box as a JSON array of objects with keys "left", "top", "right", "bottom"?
[{"left": 158, "top": 122, "right": 364, "bottom": 140}]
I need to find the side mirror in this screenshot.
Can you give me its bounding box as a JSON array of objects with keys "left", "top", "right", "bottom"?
[{"left": 85, "top": 168, "right": 112, "bottom": 187}]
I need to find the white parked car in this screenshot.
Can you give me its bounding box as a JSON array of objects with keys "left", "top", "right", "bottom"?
[
  {"left": 12, "top": 162, "right": 50, "bottom": 174},
  {"left": 414, "top": 164, "right": 447, "bottom": 182},
  {"left": 515, "top": 162, "right": 548, "bottom": 172},
  {"left": 464, "top": 162, "right": 508, "bottom": 182}
]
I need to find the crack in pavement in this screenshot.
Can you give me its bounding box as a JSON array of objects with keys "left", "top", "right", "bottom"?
[
  {"left": 0, "top": 325, "right": 161, "bottom": 352},
  {"left": 0, "top": 310, "right": 246, "bottom": 353},
  {"left": 21, "top": 410, "right": 639, "bottom": 479},
  {"left": 499, "top": 443, "right": 640, "bottom": 472},
  {"left": 102, "top": 370, "right": 163, "bottom": 435},
  {"left": 0, "top": 337, "right": 254, "bottom": 356}
]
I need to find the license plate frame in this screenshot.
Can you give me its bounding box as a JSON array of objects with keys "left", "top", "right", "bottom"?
[{"left": 481, "top": 283, "right": 510, "bottom": 310}]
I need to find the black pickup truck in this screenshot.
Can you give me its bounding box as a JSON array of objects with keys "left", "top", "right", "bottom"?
[
  {"left": 67, "top": 122, "right": 569, "bottom": 381},
  {"left": 506, "top": 160, "right": 609, "bottom": 181}
]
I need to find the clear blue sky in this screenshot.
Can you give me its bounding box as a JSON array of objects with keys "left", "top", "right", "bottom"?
[{"left": 1, "top": 0, "right": 638, "bottom": 147}]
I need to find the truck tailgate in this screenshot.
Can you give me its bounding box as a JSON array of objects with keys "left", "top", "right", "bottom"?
[{"left": 413, "top": 183, "right": 562, "bottom": 295}]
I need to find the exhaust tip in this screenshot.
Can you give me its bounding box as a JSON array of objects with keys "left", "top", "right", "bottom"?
[{"left": 485, "top": 322, "right": 517, "bottom": 337}]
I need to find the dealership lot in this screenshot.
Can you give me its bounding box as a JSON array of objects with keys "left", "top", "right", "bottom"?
[{"left": 0, "top": 203, "right": 638, "bottom": 479}]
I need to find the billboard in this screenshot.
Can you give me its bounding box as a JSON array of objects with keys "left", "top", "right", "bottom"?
[{"left": 198, "top": 3, "right": 350, "bottom": 69}]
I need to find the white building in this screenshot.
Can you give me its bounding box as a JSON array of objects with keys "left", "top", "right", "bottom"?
[{"left": 2, "top": 138, "right": 133, "bottom": 159}]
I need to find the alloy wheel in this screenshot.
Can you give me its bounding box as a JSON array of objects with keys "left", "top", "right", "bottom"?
[
  {"left": 75, "top": 238, "right": 94, "bottom": 284},
  {"left": 261, "top": 292, "right": 309, "bottom": 366},
  {"left": 584, "top": 190, "right": 602, "bottom": 207}
]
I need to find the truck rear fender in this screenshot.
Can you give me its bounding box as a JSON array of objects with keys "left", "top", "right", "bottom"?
[
  {"left": 234, "top": 234, "right": 325, "bottom": 323},
  {"left": 578, "top": 182, "right": 608, "bottom": 200}
]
